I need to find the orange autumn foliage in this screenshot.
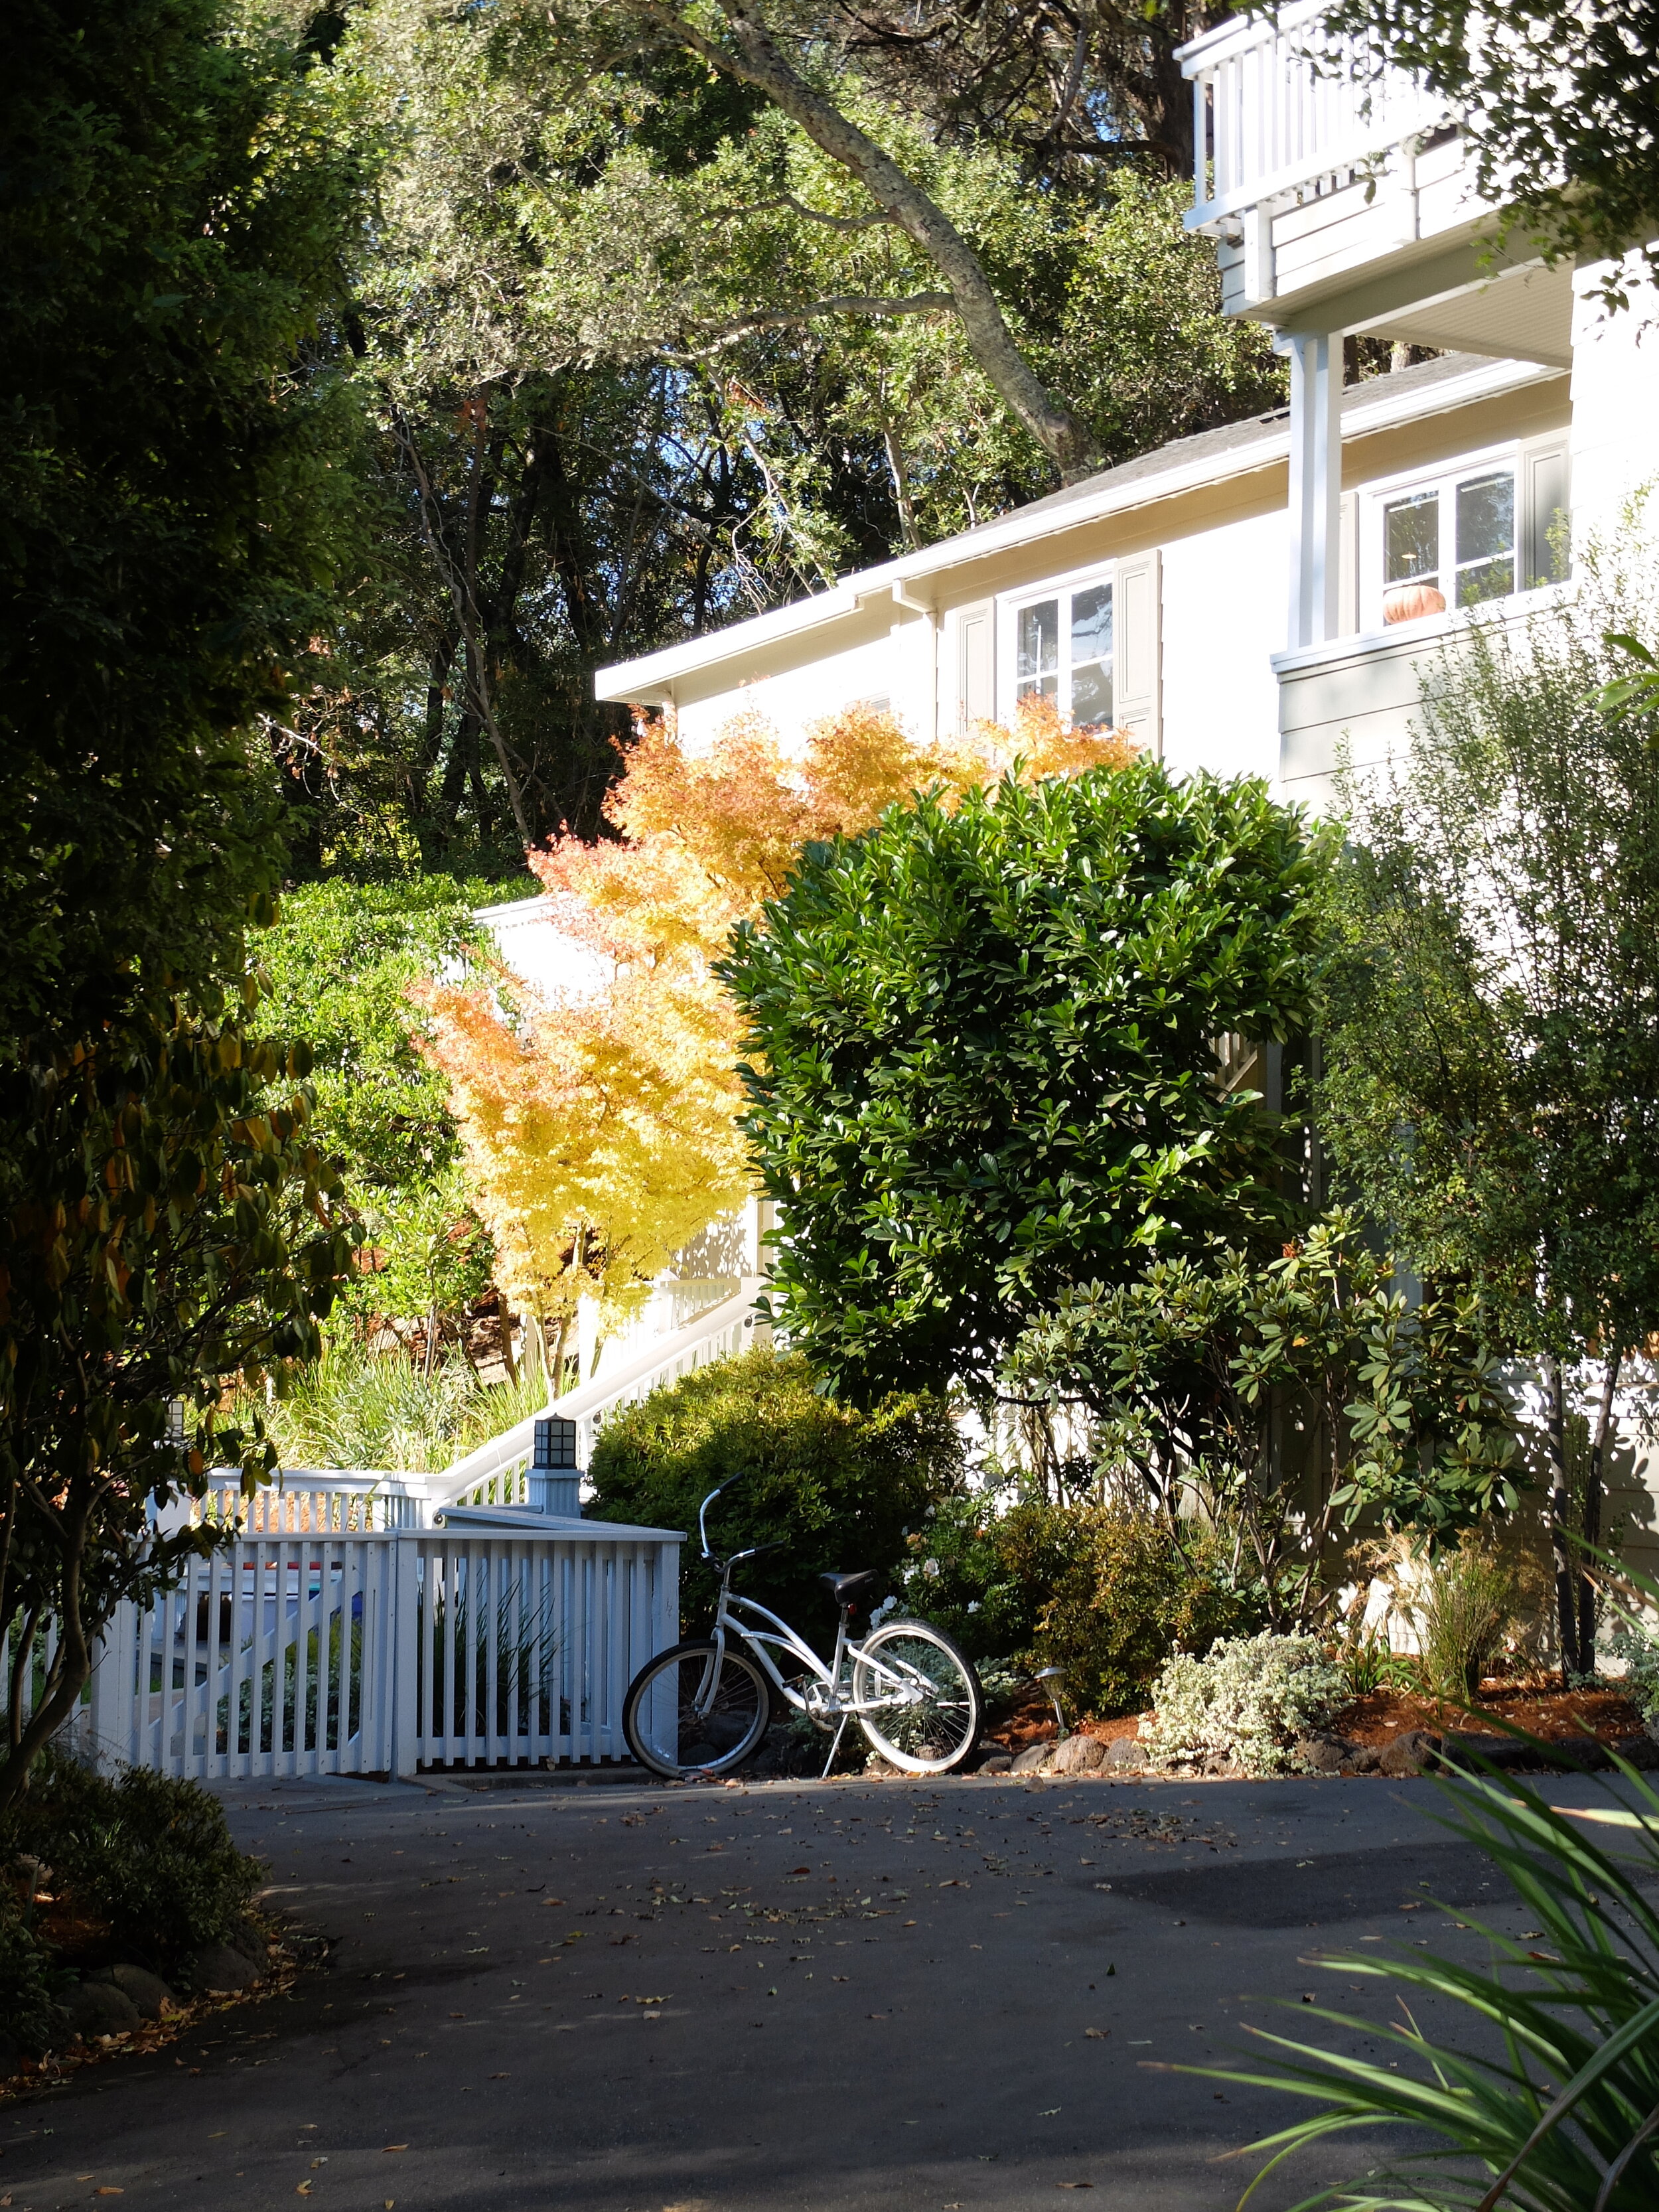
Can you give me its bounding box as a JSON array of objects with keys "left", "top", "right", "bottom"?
[{"left": 414, "top": 698, "right": 1134, "bottom": 1328}]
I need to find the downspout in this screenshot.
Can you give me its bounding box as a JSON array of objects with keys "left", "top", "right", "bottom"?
[{"left": 890, "top": 578, "right": 938, "bottom": 745}]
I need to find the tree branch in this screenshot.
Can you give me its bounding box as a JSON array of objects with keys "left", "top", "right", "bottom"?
[
  {"left": 618, "top": 0, "right": 1099, "bottom": 479},
  {"left": 670, "top": 290, "right": 954, "bottom": 359}
]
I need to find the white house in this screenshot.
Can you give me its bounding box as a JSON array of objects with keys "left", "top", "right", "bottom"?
[
  {"left": 592, "top": 9, "right": 1651, "bottom": 823},
  {"left": 540, "top": 4, "right": 1659, "bottom": 1560}
]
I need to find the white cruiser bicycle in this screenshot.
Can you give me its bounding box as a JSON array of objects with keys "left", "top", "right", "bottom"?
[{"left": 620, "top": 1479, "right": 983, "bottom": 1781}]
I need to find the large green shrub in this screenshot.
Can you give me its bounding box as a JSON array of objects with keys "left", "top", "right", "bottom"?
[
  {"left": 8, "top": 1754, "right": 261, "bottom": 1970},
  {"left": 721, "top": 759, "right": 1333, "bottom": 1405},
  {"left": 587, "top": 1349, "right": 962, "bottom": 1643},
  {"left": 906, "top": 1496, "right": 1256, "bottom": 1714}
]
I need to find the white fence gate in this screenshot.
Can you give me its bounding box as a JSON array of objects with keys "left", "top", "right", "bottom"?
[{"left": 70, "top": 1522, "right": 680, "bottom": 1783}]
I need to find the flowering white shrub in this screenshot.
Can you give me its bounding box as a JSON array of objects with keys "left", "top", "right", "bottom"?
[{"left": 1140, "top": 1633, "right": 1345, "bottom": 1775}]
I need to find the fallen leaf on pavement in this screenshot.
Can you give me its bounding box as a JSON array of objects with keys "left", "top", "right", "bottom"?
[
  {"left": 1084, "top": 2028, "right": 1109, "bottom": 2040},
  {"left": 1057, "top": 2183, "right": 1094, "bottom": 2190},
  {"left": 382, "top": 2145, "right": 408, "bottom": 2153}
]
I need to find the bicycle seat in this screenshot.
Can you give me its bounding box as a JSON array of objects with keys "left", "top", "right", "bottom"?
[{"left": 820, "top": 1570, "right": 881, "bottom": 1611}]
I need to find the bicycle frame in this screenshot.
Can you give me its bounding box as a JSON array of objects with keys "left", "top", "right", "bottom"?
[{"left": 686, "top": 1481, "right": 940, "bottom": 1776}]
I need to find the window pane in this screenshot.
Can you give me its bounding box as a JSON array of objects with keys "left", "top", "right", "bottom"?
[
  {"left": 1457, "top": 555, "right": 1514, "bottom": 608},
  {"left": 1455, "top": 473, "right": 1514, "bottom": 603},
  {"left": 1070, "top": 660, "right": 1113, "bottom": 729},
  {"left": 1017, "top": 599, "right": 1058, "bottom": 682},
  {"left": 1385, "top": 490, "right": 1439, "bottom": 584},
  {"left": 1070, "top": 583, "right": 1112, "bottom": 667}
]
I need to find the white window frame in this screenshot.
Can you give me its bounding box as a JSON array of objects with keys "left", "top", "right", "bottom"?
[
  {"left": 998, "top": 559, "right": 1117, "bottom": 729},
  {"left": 1358, "top": 439, "right": 1526, "bottom": 632}
]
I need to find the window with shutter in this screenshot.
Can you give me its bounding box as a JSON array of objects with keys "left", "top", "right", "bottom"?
[{"left": 1114, "top": 551, "right": 1161, "bottom": 755}]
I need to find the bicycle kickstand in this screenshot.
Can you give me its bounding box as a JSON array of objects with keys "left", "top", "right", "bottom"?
[{"left": 822, "top": 1714, "right": 849, "bottom": 1780}]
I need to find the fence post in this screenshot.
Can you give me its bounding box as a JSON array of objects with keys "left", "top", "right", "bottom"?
[
  {"left": 657, "top": 1538, "right": 680, "bottom": 1664},
  {"left": 85, "top": 1598, "right": 138, "bottom": 1774},
  {"left": 388, "top": 1534, "right": 421, "bottom": 1781}
]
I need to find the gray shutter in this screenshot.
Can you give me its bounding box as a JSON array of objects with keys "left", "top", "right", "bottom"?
[
  {"left": 1113, "top": 550, "right": 1162, "bottom": 753},
  {"left": 1523, "top": 441, "right": 1571, "bottom": 588},
  {"left": 955, "top": 600, "right": 995, "bottom": 733}
]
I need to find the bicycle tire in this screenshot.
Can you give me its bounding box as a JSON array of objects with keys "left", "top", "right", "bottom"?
[
  {"left": 852, "top": 1619, "right": 983, "bottom": 1774},
  {"left": 622, "top": 1640, "right": 771, "bottom": 1781}
]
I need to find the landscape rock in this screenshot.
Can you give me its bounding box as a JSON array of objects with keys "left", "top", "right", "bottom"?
[
  {"left": 1611, "top": 1732, "right": 1659, "bottom": 1771},
  {"left": 1378, "top": 1728, "right": 1438, "bottom": 1777},
  {"left": 88, "top": 1964, "right": 177, "bottom": 2020},
  {"left": 182, "top": 1942, "right": 262, "bottom": 1994},
  {"left": 976, "top": 1752, "right": 1013, "bottom": 1775},
  {"left": 1344, "top": 1745, "right": 1382, "bottom": 1774},
  {"left": 57, "top": 1980, "right": 141, "bottom": 2041},
  {"left": 1436, "top": 1732, "right": 1529, "bottom": 1775},
  {"left": 1048, "top": 1733, "right": 1108, "bottom": 1775},
  {"left": 1104, "top": 1737, "right": 1149, "bottom": 1772},
  {"left": 1011, "top": 1742, "right": 1054, "bottom": 1775},
  {"left": 0, "top": 2037, "right": 25, "bottom": 2080},
  {"left": 1294, "top": 1732, "right": 1352, "bottom": 1775}
]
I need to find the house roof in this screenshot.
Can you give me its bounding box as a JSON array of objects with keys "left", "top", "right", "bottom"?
[{"left": 594, "top": 351, "right": 1559, "bottom": 703}]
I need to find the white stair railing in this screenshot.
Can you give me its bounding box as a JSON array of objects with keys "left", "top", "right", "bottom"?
[
  {"left": 191, "top": 1278, "right": 772, "bottom": 1534},
  {"left": 428, "top": 1276, "right": 772, "bottom": 1512}
]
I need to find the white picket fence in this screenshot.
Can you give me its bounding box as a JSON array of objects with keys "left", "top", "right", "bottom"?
[
  {"left": 12, "top": 1276, "right": 768, "bottom": 1782},
  {"left": 66, "top": 1520, "right": 680, "bottom": 1782}
]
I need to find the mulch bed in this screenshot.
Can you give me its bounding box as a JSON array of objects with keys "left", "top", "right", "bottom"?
[
  {"left": 983, "top": 1674, "right": 1653, "bottom": 1765},
  {"left": 1335, "top": 1677, "right": 1648, "bottom": 1751}
]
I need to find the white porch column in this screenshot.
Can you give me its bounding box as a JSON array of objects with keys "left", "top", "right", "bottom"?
[{"left": 1281, "top": 331, "right": 1342, "bottom": 650}]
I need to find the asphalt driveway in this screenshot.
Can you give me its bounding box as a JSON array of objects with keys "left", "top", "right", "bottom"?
[{"left": 0, "top": 1764, "right": 1632, "bottom": 2211}]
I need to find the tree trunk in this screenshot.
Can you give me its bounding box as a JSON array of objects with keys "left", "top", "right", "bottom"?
[
  {"left": 1578, "top": 1349, "right": 1622, "bottom": 1676},
  {"left": 0, "top": 1519, "right": 93, "bottom": 1821},
  {"left": 1544, "top": 1351, "right": 1579, "bottom": 1681},
  {"left": 633, "top": 0, "right": 1099, "bottom": 480},
  {"left": 498, "top": 1300, "right": 520, "bottom": 1386}
]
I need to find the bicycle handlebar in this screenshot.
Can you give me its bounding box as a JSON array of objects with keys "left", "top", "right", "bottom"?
[
  {"left": 696, "top": 1477, "right": 735, "bottom": 1561},
  {"left": 696, "top": 1475, "right": 785, "bottom": 1573},
  {"left": 725, "top": 1539, "right": 784, "bottom": 1569}
]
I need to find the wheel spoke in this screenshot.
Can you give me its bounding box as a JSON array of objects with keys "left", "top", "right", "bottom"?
[
  {"left": 853, "top": 1625, "right": 980, "bottom": 1773},
  {"left": 625, "top": 1646, "right": 767, "bottom": 1778}
]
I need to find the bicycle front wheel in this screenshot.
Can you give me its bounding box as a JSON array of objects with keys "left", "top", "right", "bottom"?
[
  {"left": 853, "top": 1620, "right": 983, "bottom": 1774},
  {"left": 622, "top": 1640, "right": 770, "bottom": 1781}
]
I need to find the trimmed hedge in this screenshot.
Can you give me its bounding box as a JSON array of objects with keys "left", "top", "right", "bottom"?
[
  {"left": 587, "top": 1349, "right": 962, "bottom": 1645},
  {"left": 7, "top": 1752, "right": 261, "bottom": 1970}
]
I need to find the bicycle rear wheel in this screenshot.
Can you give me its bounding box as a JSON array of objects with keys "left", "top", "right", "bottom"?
[
  {"left": 622, "top": 1640, "right": 770, "bottom": 1780},
  {"left": 853, "top": 1620, "right": 982, "bottom": 1773}
]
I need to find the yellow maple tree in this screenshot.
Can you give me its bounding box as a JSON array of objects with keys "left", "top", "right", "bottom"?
[{"left": 414, "top": 698, "right": 1133, "bottom": 1347}]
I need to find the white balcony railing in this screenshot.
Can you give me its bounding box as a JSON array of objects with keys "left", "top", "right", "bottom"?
[{"left": 1178, "top": 3, "right": 1448, "bottom": 232}]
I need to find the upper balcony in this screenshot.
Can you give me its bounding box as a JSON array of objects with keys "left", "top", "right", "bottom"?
[{"left": 1176, "top": 5, "right": 1572, "bottom": 366}]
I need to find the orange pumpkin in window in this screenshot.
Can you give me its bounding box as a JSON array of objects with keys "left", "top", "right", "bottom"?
[{"left": 1382, "top": 581, "right": 1447, "bottom": 624}]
